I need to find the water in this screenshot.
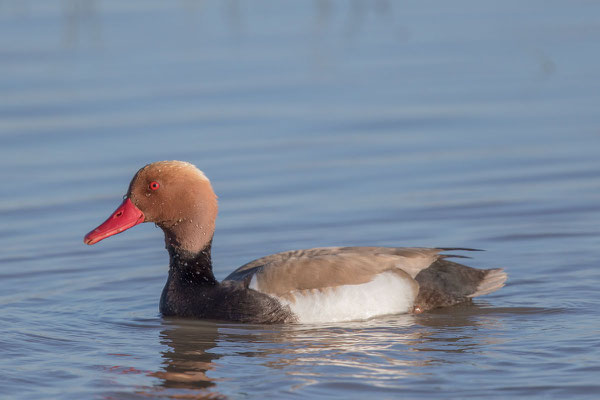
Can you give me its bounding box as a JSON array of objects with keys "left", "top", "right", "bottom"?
[{"left": 1, "top": 1, "right": 600, "bottom": 398}]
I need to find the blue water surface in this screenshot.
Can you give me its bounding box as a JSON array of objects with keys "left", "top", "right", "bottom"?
[{"left": 1, "top": 1, "right": 599, "bottom": 399}]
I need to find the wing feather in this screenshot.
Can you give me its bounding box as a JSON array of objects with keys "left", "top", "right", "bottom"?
[{"left": 224, "top": 247, "right": 442, "bottom": 297}]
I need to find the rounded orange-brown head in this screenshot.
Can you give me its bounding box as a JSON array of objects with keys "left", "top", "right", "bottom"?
[{"left": 84, "top": 161, "right": 218, "bottom": 254}]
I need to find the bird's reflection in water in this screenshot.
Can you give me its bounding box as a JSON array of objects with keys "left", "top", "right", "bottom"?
[
  {"left": 148, "top": 303, "right": 549, "bottom": 396},
  {"left": 149, "top": 319, "right": 224, "bottom": 399}
]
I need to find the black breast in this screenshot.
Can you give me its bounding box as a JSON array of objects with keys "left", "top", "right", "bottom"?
[{"left": 160, "top": 279, "right": 296, "bottom": 323}]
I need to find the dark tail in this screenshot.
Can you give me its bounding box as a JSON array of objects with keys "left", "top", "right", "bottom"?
[{"left": 414, "top": 259, "right": 507, "bottom": 311}]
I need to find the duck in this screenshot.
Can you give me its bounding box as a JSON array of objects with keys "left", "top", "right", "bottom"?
[{"left": 84, "top": 161, "right": 507, "bottom": 324}]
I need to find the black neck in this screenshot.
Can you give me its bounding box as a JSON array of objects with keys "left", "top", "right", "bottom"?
[{"left": 166, "top": 239, "right": 218, "bottom": 286}]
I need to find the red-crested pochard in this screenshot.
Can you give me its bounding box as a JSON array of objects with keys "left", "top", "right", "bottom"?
[{"left": 84, "top": 161, "right": 507, "bottom": 323}]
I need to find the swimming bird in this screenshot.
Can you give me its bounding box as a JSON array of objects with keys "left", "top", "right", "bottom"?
[{"left": 84, "top": 161, "right": 507, "bottom": 323}]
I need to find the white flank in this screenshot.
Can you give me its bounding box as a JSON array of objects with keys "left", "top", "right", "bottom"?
[{"left": 250, "top": 272, "right": 416, "bottom": 323}]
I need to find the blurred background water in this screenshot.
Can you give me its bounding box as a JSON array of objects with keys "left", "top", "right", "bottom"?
[{"left": 1, "top": 1, "right": 599, "bottom": 399}]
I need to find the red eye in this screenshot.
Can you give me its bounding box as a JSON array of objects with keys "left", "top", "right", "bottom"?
[{"left": 149, "top": 181, "right": 160, "bottom": 190}]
